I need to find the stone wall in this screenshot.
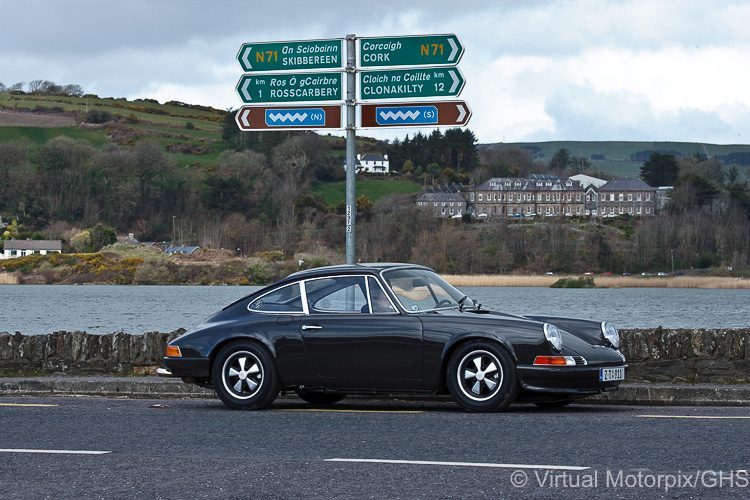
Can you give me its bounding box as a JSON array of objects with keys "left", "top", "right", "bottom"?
[
  {"left": 620, "top": 327, "right": 750, "bottom": 384},
  {"left": 1, "top": 328, "right": 749, "bottom": 383},
  {"left": 0, "top": 330, "right": 184, "bottom": 375}
]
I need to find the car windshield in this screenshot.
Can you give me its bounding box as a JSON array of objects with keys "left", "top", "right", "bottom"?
[{"left": 381, "top": 268, "right": 469, "bottom": 312}]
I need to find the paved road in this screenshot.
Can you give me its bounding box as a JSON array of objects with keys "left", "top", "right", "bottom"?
[{"left": 1, "top": 396, "right": 748, "bottom": 499}]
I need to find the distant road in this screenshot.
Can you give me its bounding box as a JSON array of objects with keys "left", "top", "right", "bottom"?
[{"left": 1, "top": 396, "right": 748, "bottom": 498}]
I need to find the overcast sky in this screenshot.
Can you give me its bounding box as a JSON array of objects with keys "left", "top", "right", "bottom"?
[{"left": 2, "top": 0, "right": 749, "bottom": 145}]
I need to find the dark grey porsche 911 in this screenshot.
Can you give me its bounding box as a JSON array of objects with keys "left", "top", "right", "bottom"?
[{"left": 159, "top": 263, "right": 626, "bottom": 412}]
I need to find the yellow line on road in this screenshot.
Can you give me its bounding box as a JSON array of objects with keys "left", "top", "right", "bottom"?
[
  {"left": 0, "top": 403, "right": 59, "bottom": 407},
  {"left": 275, "top": 409, "right": 422, "bottom": 414},
  {"left": 638, "top": 414, "right": 750, "bottom": 419}
]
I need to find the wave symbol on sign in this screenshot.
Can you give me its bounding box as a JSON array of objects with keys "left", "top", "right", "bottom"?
[
  {"left": 268, "top": 112, "right": 309, "bottom": 123},
  {"left": 379, "top": 110, "right": 421, "bottom": 121}
]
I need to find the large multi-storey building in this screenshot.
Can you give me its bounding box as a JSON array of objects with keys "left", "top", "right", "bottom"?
[
  {"left": 470, "top": 176, "right": 586, "bottom": 217},
  {"left": 594, "top": 178, "right": 657, "bottom": 217}
]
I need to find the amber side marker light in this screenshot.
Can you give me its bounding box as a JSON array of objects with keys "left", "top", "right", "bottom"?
[
  {"left": 534, "top": 356, "right": 576, "bottom": 366},
  {"left": 166, "top": 346, "right": 182, "bottom": 357}
]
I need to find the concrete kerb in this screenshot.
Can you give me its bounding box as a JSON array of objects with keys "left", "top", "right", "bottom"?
[{"left": 1, "top": 377, "right": 749, "bottom": 406}]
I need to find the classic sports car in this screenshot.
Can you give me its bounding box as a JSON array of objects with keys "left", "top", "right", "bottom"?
[{"left": 159, "top": 263, "right": 626, "bottom": 412}]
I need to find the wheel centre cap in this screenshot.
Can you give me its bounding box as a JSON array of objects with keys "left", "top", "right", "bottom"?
[
  {"left": 476, "top": 371, "right": 485, "bottom": 381},
  {"left": 239, "top": 371, "right": 247, "bottom": 380}
]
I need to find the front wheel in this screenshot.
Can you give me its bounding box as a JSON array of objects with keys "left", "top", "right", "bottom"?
[
  {"left": 212, "top": 341, "right": 279, "bottom": 410},
  {"left": 446, "top": 341, "right": 519, "bottom": 412}
]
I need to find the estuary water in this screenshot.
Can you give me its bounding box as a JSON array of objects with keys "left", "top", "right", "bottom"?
[{"left": 2, "top": 285, "right": 748, "bottom": 336}]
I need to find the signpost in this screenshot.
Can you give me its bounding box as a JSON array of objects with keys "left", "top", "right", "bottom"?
[
  {"left": 234, "top": 34, "right": 470, "bottom": 266},
  {"left": 236, "top": 72, "right": 343, "bottom": 104},
  {"left": 361, "top": 100, "right": 471, "bottom": 128},
  {"left": 359, "top": 34, "right": 464, "bottom": 68},
  {"left": 359, "top": 67, "right": 464, "bottom": 100},
  {"left": 235, "top": 105, "right": 342, "bottom": 131},
  {"left": 237, "top": 39, "right": 344, "bottom": 72}
]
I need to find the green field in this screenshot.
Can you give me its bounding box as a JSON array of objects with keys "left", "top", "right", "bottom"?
[
  {"left": 0, "top": 93, "right": 227, "bottom": 167},
  {"left": 310, "top": 178, "right": 423, "bottom": 205},
  {"left": 492, "top": 140, "right": 750, "bottom": 177}
]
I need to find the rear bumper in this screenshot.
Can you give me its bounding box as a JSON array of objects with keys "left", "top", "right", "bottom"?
[{"left": 517, "top": 364, "right": 627, "bottom": 395}]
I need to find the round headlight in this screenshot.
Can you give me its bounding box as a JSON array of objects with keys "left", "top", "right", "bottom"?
[
  {"left": 601, "top": 321, "right": 620, "bottom": 348},
  {"left": 543, "top": 323, "right": 563, "bottom": 352}
]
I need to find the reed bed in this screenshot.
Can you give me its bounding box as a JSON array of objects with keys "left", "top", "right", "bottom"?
[
  {"left": 0, "top": 273, "right": 19, "bottom": 285},
  {"left": 444, "top": 274, "right": 750, "bottom": 289}
]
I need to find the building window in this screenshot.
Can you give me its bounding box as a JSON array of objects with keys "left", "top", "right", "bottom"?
[
  {"left": 646, "top": 207, "right": 651, "bottom": 214},
  {"left": 601, "top": 194, "right": 606, "bottom": 201},
  {"left": 470, "top": 193, "right": 475, "bottom": 201},
  {"left": 577, "top": 194, "right": 581, "bottom": 201},
  {"left": 546, "top": 193, "right": 551, "bottom": 201},
  {"left": 646, "top": 194, "right": 651, "bottom": 201},
  {"left": 637, "top": 193, "right": 642, "bottom": 201},
  {"left": 628, "top": 194, "right": 633, "bottom": 201}
]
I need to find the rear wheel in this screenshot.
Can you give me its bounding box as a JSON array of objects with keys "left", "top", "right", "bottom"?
[
  {"left": 295, "top": 389, "right": 346, "bottom": 405},
  {"left": 447, "top": 341, "right": 519, "bottom": 412},
  {"left": 212, "top": 341, "right": 279, "bottom": 410}
]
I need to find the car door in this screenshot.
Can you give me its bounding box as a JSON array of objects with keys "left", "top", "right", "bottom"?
[{"left": 300, "top": 275, "right": 423, "bottom": 385}]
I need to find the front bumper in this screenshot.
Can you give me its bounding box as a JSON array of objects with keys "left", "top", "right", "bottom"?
[
  {"left": 163, "top": 357, "right": 211, "bottom": 378},
  {"left": 517, "top": 364, "right": 627, "bottom": 395}
]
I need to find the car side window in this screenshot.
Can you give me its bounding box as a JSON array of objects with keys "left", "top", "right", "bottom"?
[
  {"left": 367, "top": 277, "right": 396, "bottom": 314},
  {"left": 305, "top": 276, "right": 367, "bottom": 313},
  {"left": 248, "top": 283, "right": 303, "bottom": 313}
]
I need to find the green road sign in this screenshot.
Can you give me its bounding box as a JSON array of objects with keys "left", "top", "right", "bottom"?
[
  {"left": 237, "top": 39, "right": 344, "bottom": 72},
  {"left": 359, "top": 34, "right": 463, "bottom": 68},
  {"left": 236, "top": 72, "right": 343, "bottom": 104},
  {"left": 359, "top": 67, "right": 465, "bottom": 101}
]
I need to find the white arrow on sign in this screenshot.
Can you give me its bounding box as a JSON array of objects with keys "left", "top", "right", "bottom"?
[
  {"left": 448, "top": 38, "right": 459, "bottom": 62},
  {"left": 456, "top": 103, "right": 467, "bottom": 123},
  {"left": 240, "top": 79, "right": 252, "bottom": 101},
  {"left": 449, "top": 70, "right": 460, "bottom": 93},
  {"left": 241, "top": 46, "right": 253, "bottom": 70},
  {"left": 239, "top": 108, "right": 251, "bottom": 127}
]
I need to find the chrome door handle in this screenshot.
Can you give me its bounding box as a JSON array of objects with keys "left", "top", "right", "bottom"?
[{"left": 302, "top": 324, "right": 323, "bottom": 331}]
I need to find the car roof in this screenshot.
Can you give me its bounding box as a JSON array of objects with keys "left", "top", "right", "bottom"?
[{"left": 286, "top": 262, "right": 432, "bottom": 281}]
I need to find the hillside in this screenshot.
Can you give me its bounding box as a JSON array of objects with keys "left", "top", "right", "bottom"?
[
  {"left": 0, "top": 92, "right": 229, "bottom": 168},
  {"left": 482, "top": 140, "right": 750, "bottom": 177}
]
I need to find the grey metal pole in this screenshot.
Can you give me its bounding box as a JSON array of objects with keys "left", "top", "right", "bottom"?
[{"left": 345, "top": 34, "right": 356, "bottom": 265}]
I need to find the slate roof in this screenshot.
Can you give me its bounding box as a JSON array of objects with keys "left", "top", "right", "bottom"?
[
  {"left": 416, "top": 192, "right": 466, "bottom": 203},
  {"left": 3, "top": 239, "right": 62, "bottom": 251},
  {"left": 474, "top": 177, "right": 583, "bottom": 192},
  {"left": 599, "top": 178, "right": 656, "bottom": 191}
]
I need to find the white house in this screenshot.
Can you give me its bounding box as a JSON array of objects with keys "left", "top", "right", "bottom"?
[
  {"left": 346, "top": 153, "right": 390, "bottom": 174},
  {"left": 1, "top": 239, "right": 63, "bottom": 259}
]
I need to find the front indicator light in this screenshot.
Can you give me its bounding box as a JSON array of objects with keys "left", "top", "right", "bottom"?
[
  {"left": 166, "top": 346, "right": 182, "bottom": 357},
  {"left": 534, "top": 356, "right": 577, "bottom": 366}
]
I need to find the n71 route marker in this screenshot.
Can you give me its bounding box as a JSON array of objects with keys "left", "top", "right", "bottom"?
[
  {"left": 237, "top": 39, "right": 344, "bottom": 72},
  {"left": 236, "top": 105, "right": 342, "bottom": 131},
  {"left": 360, "top": 101, "right": 471, "bottom": 128},
  {"left": 359, "top": 34, "right": 463, "bottom": 68},
  {"left": 236, "top": 72, "right": 343, "bottom": 104},
  {"left": 359, "top": 67, "right": 465, "bottom": 100}
]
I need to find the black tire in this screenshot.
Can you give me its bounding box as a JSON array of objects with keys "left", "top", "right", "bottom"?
[
  {"left": 212, "top": 341, "right": 280, "bottom": 410},
  {"left": 446, "top": 341, "right": 519, "bottom": 412},
  {"left": 295, "top": 389, "right": 346, "bottom": 405}
]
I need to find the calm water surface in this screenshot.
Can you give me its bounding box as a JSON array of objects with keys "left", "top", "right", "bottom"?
[{"left": 2, "top": 285, "right": 748, "bottom": 335}]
